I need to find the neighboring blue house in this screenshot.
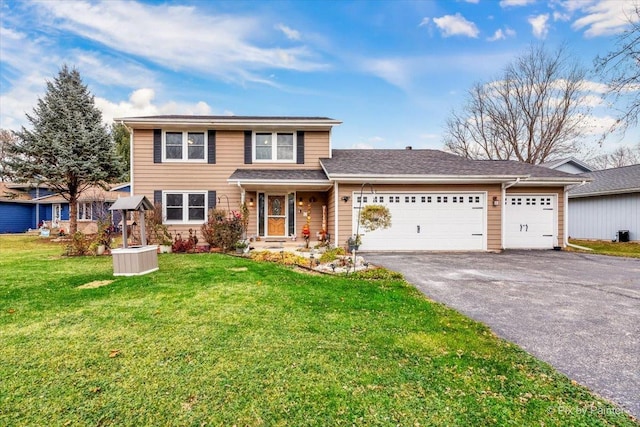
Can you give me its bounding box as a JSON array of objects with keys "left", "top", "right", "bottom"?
[{"left": 0, "top": 182, "right": 130, "bottom": 234}]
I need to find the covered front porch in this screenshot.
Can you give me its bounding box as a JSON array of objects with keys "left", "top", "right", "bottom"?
[{"left": 228, "top": 169, "right": 334, "bottom": 244}]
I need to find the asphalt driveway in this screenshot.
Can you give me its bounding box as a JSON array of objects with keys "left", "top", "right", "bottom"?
[{"left": 365, "top": 250, "right": 640, "bottom": 419}]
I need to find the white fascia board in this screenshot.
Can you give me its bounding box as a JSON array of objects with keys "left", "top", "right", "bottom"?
[
  {"left": 569, "top": 187, "right": 640, "bottom": 198},
  {"left": 514, "top": 178, "right": 593, "bottom": 186},
  {"left": 117, "top": 117, "right": 342, "bottom": 129}
]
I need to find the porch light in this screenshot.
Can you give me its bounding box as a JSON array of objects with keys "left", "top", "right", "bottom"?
[
  {"left": 341, "top": 195, "right": 350, "bottom": 203},
  {"left": 492, "top": 196, "right": 500, "bottom": 207},
  {"left": 249, "top": 198, "right": 254, "bottom": 207},
  {"left": 298, "top": 197, "right": 303, "bottom": 206}
]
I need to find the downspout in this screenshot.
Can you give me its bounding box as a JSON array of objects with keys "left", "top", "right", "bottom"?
[
  {"left": 565, "top": 180, "right": 591, "bottom": 251},
  {"left": 501, "top": 178, "right": 520, "bottom": 249}
]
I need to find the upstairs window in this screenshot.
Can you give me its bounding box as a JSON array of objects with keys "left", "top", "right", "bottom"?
[
  {"left": 254, "top": 132, "right": 295, "bottom": 162},
  {"left": 163, "top": 131, "right": 206, "bottom": 161}
]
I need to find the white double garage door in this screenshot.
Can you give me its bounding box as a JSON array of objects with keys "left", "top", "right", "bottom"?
[{"left": 353, "top": 192, "right": 557, "bottom": 251}]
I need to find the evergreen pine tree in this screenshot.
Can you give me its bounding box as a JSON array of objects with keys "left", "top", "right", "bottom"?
[{"left": 6, "top": 65, "right": 122, "bottom": 234}]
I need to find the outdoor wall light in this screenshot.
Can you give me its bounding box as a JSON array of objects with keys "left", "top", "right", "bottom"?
[
  {"left": 341, "top": 195, "right": 350, "bottom": 203},
  {"left": 492, "top": 196, "right": 500, "bottom": 207},
  {"left": 298, "top": 197, "right": 304, "bottom": 206},
  {"left": 248, "top": 198, "right": 254, "bottom": 207}
]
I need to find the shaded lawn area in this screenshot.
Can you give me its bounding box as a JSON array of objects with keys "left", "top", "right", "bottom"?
[
  {"left": 569, "top": 239, "right": 640, "bottom": 259},
  {"left": 0, "top": 235, "right": 636, "bottom": 426}
]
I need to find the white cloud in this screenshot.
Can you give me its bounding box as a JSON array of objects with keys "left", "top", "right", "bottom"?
[
  {"left": 276, "top": 23, "right": 301, "bottom": 40},
  {"left": 528, "top": 14, "right": 550, "bottom": 39},
  {"left": 31, "top": 0, "right": 328, "bottom": 83},
  {"left": 361, "top": 58, "right": 414, "bottom": 90},
  {"left": 571, "top": 0, "right": 638, "bottom": 37},
  {"left": 96, "top": 88, "right": 212, "bottom": 124},
  {"left": 487, "top": 27, "right": 516, "bottom": 41},
  {"left": 433, "top": 13, "right": 479, "bottom": 38},
  {"left": 464, "top": 0, "right": 480, "bottom": 3},
  {"left": 350, "top": 142, "right": 375, "bottom": 149},
  {"left": 499, "top": 0, "right": 535, "bottom": 7},
  {"left": 418, "top": 17, "right": 430, "bottom": 27}
]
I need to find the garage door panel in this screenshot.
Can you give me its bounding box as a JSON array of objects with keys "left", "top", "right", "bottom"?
[
  {"left": 354, "top": 192, "right": 486, "bottom": 251},
  {"left": 504, "top": 195, "right": 556, "bottom": 249}
]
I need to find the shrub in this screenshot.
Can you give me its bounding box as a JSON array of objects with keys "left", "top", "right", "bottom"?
[
  {"left": 172, "top": 229, "right": 199, "bottom": 253},
  {"left": 319, "top": 247, "right": 347, "bottom": 263},
  {"left": 348, "top": 267, "right": 404, "bottom": 281},
  {"left": 201, "top": 208, "right": 243, "bottom": 251},
  {"left": 65, "top": 232, "right": 92, "bottom": 256},
  {"left": 250, "top": 250, "right": 308, "bottom": 266},
  {"left": 146, "top": 203, "right": 172, "bottom": 245}
]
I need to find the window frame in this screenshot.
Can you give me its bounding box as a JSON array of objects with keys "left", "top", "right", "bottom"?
[
  {"left": 162, "top": 191, "right": 208, "bottom": 224},
  {"left": 162, "top": 130, "right": 207, "bottom": 162},
  {"left": 77, "top": 202, "right": 93, "bottom": 221},
  {"left": 252, "top": 131, "right": 296, "bottom": 163}
]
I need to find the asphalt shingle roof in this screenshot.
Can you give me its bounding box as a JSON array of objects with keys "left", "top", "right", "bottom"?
[
  {"left": 569, "top": 164, "right": 640, "bottom": 197},
  {"left": 320, "top": 149, "right": 578, "bottom": 179},
  {"left": 228, "top": 169, "right": 329, "bottom": 181}
]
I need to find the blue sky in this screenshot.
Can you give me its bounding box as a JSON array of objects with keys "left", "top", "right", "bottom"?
[{"left": 1, "top": 0, "right": 638, "bottom": 156}]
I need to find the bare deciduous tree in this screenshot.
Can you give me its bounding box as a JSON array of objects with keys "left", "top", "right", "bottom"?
[
  {"left": 589, "top": 143, "right": 640, "bottom": 169},
  {"left": 444, "top": 44, "right": 590, "bottom": 164},
  {"left": 595, "top": 4, "right": 640, "bottom": 138}
]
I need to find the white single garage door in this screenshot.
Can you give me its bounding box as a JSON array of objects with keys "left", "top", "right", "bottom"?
[
  {"left": 353, "top": 192, "right": 486, "bottom": 251},
  {"left": 504, "top": 194, "right": 556, "bottom": 249}
]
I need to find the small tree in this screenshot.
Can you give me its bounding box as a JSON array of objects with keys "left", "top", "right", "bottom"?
[
  {"left": 444, "top": 44, "right": 590, "bottom": 164},
  {"left": 5, "top": 65, "right": 122, "bottom": 233},
  {"left": 0, "top": 129, "right": 18, "bottom": 181}
]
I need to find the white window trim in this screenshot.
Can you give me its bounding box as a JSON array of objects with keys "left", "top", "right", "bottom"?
[
  {"left": 163, "top": 191, "right": 208, "bottom": 225},
  {"left": 252, "top": 131, "right": 296, "bottom": 163},
  {"left": 77, "top": 202, "right": 93, "bottom": 221},
  {"left": 162, "top": 130, "right": 207, "bottom": 163}
]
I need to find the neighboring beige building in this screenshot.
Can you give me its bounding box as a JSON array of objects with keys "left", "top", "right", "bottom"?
[{"left": 119, "top": 115, "right": 585, "bottom": 251}]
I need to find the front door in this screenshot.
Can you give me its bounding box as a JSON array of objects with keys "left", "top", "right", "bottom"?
[{"left": 267, "top": 195, "right": 286, "bottom": 236}]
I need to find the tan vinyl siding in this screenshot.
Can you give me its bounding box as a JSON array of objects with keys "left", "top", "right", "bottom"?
[
  {"left": 336, "top": 183, "right": 503, "bottom": 250},
  {"left": 132, "top": 129, "right": 330, "bottom": 237},
  {"left": 506, "top": 186, "right": 565, "bottom": 247}
]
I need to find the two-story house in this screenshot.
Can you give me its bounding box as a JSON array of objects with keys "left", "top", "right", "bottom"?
[{"left": 118, "top": 115, "right": 585, "bottom": 251}]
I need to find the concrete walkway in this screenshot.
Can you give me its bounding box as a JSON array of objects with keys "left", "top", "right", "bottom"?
[{"left": 365, "top": 250, "right": 640, "bottom": 419}]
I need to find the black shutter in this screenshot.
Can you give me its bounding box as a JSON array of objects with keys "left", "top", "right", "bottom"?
[
  {"left": 207, "top": 130, "right": 216, "bottom": 164},
  {"left": 208, "top": 191, "right": 217, "bottom": 210},
  {"left": 296, "top": 131, "right": 305, "bottom": 164},
  {"left": 154, "top": 190, "right": 162, "bottom": 205},
  {"left": 153, "top": 129, "right": 162, "bottom": 163},
  {"left": 244, "top": 131, "right": 252, "bottom": 164}
]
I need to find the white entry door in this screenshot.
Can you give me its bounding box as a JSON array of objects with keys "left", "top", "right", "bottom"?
[
  {"left": 504, "top": 195, "right": 556, "bottom": 249},
  {"left": 353, "top": 192, "right": 486, "bottom": 251}
]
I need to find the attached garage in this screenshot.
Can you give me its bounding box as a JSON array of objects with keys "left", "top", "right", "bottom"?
[
  {"left": 504, "top": 194, "right": 557, "bottom": 249},
  {"left": 353, "top": 192, "right": 486, "bottom": 251}
]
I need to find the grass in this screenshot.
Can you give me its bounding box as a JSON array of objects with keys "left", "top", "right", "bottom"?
[
  {"left": 569, "top": 239, "right": 640, "bottom": 258},
  {"left": 1, "top": 235, "right": 637, "bottom": 426}
]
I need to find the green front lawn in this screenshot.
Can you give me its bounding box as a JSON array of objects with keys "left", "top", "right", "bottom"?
[
  {"left": 569, "top": 239, "right": 640, "bottom": 258},
  {"left": 0, "top": 235, "right": 635, "bottom": 426}
]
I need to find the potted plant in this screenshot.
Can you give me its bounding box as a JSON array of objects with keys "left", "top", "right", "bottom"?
[
  {"left": 347, "top": 234, "right": 361, "bottom": 252},
  {"left": 359, "top": 204, "right": 392, "bottom": 232},
  {"left": 234, "top": 240, "right": 249, "bottom": 254}
]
